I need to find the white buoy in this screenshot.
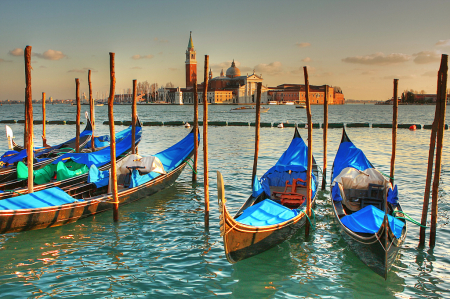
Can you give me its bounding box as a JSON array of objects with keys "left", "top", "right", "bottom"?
[
  {"left": 185, "top": 122, "right": 191, "bottom": 128},
  {"left": 277, "top": 123, "right": 284, "bottom": 128}
]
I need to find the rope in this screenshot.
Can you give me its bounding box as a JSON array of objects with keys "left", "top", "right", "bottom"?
[
  {"left": 185, "top": 159, "right": 197, "bottom": 174},
  {"left": 297, "top": 208, "right": 316, "bottom": 230},
  {"left": 377, "top": 169, "right": 394, "bottom": 181},
  {"left": 395, "top": 211, "right": 427, "bottom": 228},
  {"left": 5, "top": 190, "right": 23, "bottom": 195}
]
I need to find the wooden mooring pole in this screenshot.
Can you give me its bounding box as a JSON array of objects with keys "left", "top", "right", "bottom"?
[
  {"left": 390, "top": 79, "right": 398, "bottom": 187},
  {"left": 75, "top": 78, "right": 81, "bottom": 153},
  {"left": 252, "top": 83, "right": 262, "bottom": 188},
  {"left": 321, "top": 85, "right": 328, "bottom": 190},
  {"left": 24, "top": 89, "right": 28, "bottom": 148},
  {"left": 42, "top": 92, "right": 46, "bottom": 147},
  {"left": 108, "top": 52, "right": 119, "bottom": 222},
  {"left": 419, "top": 84, "right": 441, "bottom": 246},
  {"left": 89, "top": 70, "right": 95, "bottom": 152},
  {"left": 132, "top": 79, "right": 137, "bottom": 154},
  {"left": 24, "top": 46, "right": 34, "bottom": 193},
  {"left": 430, "top": 54, "right": 448, "bottom": 248},
  {"left": 304, "top": 66, "right": 313, "bottom": 237},
  {"left": 193, "top": 76, "right": 199, "bottom": 181},
  {"left": 203, "top": 55, "right": 210, "bottom": 227}
]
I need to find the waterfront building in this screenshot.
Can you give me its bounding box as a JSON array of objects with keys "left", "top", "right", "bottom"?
[
  {"left": 185, "top": 31, "right": 197, "bottom": 89},
  {"left": 207, "top": 61, "right": 269, "bottom": 104},
  {"left": 267, "top": 84, "right": 345, "bottom": 105}
]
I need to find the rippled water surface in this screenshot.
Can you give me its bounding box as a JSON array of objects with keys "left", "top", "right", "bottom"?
[{"left": 0, "top": 104, "right": 449, "bottom": 298}]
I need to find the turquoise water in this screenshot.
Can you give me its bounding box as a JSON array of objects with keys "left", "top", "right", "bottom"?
[{"left": 0, "top": 104, "right": 449, "bottom": 298}]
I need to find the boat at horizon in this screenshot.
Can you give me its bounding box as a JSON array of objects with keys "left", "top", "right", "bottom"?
[{"left": 230, "top": 106, "right": 270, "bottom": 113}]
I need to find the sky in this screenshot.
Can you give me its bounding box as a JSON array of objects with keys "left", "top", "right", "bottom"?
[{"left": 1, "top": 0, "right": 449, "bottom": 102}]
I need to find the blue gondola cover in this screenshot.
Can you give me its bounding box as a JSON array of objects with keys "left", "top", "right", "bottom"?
[
  {"left": 88, "top": 165, "right": 109, "bottom": 188},
  {"left": 340, "top": 205, "right": 405, "bottom": 238},
  {"left": 128, "top": 131, "right": 199, "bottom": 188},
  {"left": 236, "top": 199, "right": 299, "bottom": 226},
  {"left": 52, "top": 126, "right": 141, "bottom": 168},
  {"left": 387, "top": 185, "right": 399, "bottom": 205},
  {"left": 332, "top": 183, "right": 343, "bottom": 202},
  {"left": 0, "top": 187, "right": 81, "bottom": 210},
  {"left": 257, "top": 135, "right": 317, "bottom": 198},
  {"left": 332, "top": 141, "right": 373, "bottom": 180}
]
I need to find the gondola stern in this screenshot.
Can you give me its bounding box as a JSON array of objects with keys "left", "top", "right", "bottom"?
[
  {"left": 293, "top": 126, "right": 301, "bottom": 139},
  {"left": 340, "top": 127, "right": 351, "bottom": 144},
  {"left": 83, "top": 116, "right": 93, "bottom": 132}
]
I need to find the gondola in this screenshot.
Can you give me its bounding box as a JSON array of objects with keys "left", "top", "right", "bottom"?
[
  {"left": 330, "top": 128, "right": 407, "bottom": 279},
  {"left": 0, "top": 120, "right": 93, "bottom": 183},
  {"left": 0, "top": 128, "right": 199, "bottom": 234},
  {"left": 0, "top": 120, "right": 142, "bottom": 199},
  {"left": 217, "top": 127, "right": 319, "bottom": 263}
]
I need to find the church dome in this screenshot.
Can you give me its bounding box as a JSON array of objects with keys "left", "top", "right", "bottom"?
[{"left": 226, "top": 60, "right": 241, "bottom": 78}]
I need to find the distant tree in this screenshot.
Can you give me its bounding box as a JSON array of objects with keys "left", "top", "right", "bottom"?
[
  {"left": 165, "top": 82, "right": 174, "bottom": 88},
  {"left": 420, "top": 90, "right": 425, "bottom": 94},
  {"left": 150, "top": 83, "right": 159, "bottom": 101},
  {"left": 405, "top": 91, "right": 415, "bottom": 103}
]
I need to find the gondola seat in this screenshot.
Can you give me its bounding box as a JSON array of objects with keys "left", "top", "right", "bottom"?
[
  {"left": 360, "top": 183, "right": 385, "bottom": 210},
  {"left": 272, "top": 178, "right": 307, "bottom": 209}
]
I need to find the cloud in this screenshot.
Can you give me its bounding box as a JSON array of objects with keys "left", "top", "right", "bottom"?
[
  {"left": 296, "top": 42, "right": 311, "bottom": 48},
  {"left": 35, "top": 49, "right": 66, "bottom": 60},
  {"left": 158, "top": 52, "right": 163, "bottom": 55},
  {"left": 131, "top": 66, "right": 142, "bottom": 69},
  {"left": 412, "top": 51, "right": 441, "bottom": 64},
  {"left": 168, "top": 68, "right": 178, "bottom": 71},
  {"left": 210, "top": 60, "right": 251, "bottom": 73},
  {"left": 302, "top": 57, "right": 311, "bottom": 62},
  {"left": 362, "top": 70, "right": 377, "bottom": 75},
  {"left": 40, "top": 65, "right": 47, "bottom": 68},
  {"left": 68, "top": 68, "right": 91, "bottom": 73},
  {"left": 436, "top": 39, "right": 450, "bottom": 47},
  {"left": 8, "top": 48, "right": 23, "bottom": 56},
  {"left": 154, "top": 38, "right": 169, "bottom": 43},
  {"left": 382, "top": 74, "right": 416, "bottom": 80},
  {"left": 422, "top": 70, "right": 437, "bottom": 77},
  {"left": 311, "top": 71, "right": 333, "bottom": 78},
  {"left": 342, "top": 52, "right": 411, "bottom": 65},
  {"left": 9, "top": 48, "right": 67, "bottom": 60},
  {"left": 0, "top": 58, "right": 12, "bottom": 63},
  {"left": 132, "top": 54, "right": 154, "bottom": 60},
  {"left": 254, "top": 61, "right": 283, "bottom": 76}
]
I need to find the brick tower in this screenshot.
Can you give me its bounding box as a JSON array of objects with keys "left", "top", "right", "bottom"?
[{"left": 185, "top": 31, "right": 197, "bottom": 88}]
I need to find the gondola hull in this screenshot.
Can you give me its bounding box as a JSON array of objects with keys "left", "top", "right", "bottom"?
[
  {"left": 0, "top": 159, "right": 189, "bottom": 234},
  {"left": 218, "top": 127, "right": 319, "bottom": 263},
  {"left": 332, "top": 202, "right": 405, "bottom": 279},
  {"left": 330, "top": 128, "right": 407, "bottom": 279},
  {"left": 220, "top": 196, "right": 309, "bottom": 263}
]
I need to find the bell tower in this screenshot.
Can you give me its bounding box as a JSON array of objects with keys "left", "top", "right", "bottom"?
[{"left": 185, "top": 31, "right": 197, "bottom": 88}]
